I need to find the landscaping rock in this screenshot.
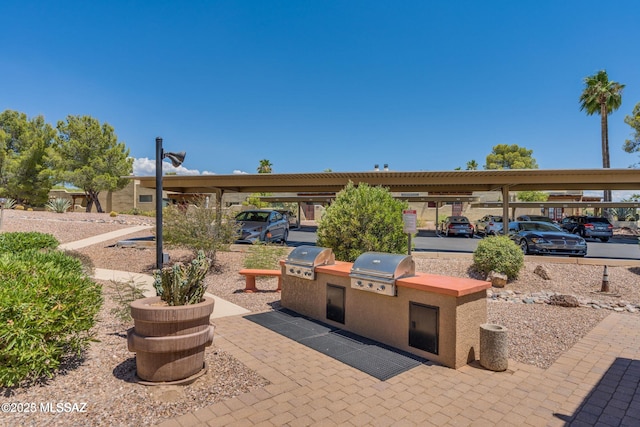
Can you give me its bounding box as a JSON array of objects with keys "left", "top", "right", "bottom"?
[
  {"left": 488, "top": 271, "right": 508, "bottom": 288},
  {"left": 534, "top": 265, "right": 552, "bottom": 280},
  {"left": 548, "top": 294, "right": 579, "bottom": 307}
]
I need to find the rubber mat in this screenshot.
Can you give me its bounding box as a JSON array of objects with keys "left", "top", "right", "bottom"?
[{"left": 245, "top": 309, "right": 426, "bottom": 381}]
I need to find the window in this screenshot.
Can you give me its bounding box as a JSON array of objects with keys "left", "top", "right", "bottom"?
[{"left": 139, "top": 195, "right": 153, "bottom": 203}]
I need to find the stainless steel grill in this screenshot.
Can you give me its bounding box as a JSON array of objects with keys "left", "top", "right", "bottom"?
[
  {"left": 350, "top": 252, "right": 415, "bottom": 296},
  {"left": 284, "top": 245, "right": 335, "bottom": 280}
]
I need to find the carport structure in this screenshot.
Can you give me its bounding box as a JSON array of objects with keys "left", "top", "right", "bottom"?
[{"left": 134, "top": 168, "right": 640, "bottom": 225}]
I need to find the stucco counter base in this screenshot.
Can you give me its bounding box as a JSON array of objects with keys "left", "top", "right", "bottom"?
[{"left": 280, "top": 261, "right": 491, "bottom": 369}]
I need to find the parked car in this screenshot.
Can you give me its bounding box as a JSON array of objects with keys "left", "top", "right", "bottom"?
[
  {"left": 508, "top": 221, "right": 587, "bottom": 257},
  {"left": 516, "top": 215, "right": 556, "bottom": 224},
  {"left": 234, "top": 210, "right": 289, "bottom": 244},
  {"left": 475, "top": 215, "right": 505, "bottom": 235},
  {"left": 560, "top": 216, "right": 613, "bottom": 242},
  {"left": 275, "top": 209, "right": 297, "bottom": 228},
  {"left": 440, "top": 216, "right": 474, "bottom": 237}
]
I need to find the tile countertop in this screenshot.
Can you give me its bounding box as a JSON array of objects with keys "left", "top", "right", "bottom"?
[{"left": 313, "top": 262, "right": 490, "bottom": 297}]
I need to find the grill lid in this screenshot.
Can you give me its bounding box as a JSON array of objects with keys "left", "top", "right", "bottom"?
[
  {"left": 350, "top": 252, "right": 415, "bottom": 281},
  {"left": 286, "top": 245, "right": 335, "bottom": 267}
]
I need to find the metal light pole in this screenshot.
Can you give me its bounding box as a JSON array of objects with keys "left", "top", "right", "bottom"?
[{"left": 155, "top": 137, "right": 186, "bottom": 270}]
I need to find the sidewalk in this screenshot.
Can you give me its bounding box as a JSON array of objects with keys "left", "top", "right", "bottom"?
[
  {"left": 92, "top": 268, "right": 249, "bottom": 319},
  {"left": 63, "top": 225, "right": 250, "bottom": 319}
]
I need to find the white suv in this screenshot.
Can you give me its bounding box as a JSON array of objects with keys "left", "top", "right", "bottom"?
[{"left": 475, "top": 215, "right": 504, "bottom": 235}]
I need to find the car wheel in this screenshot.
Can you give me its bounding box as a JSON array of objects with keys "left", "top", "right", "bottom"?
[
  {"left": 519, "top": 239, "right": 529, "bottom": 255},
  {"left": 600, "top": 237, "right": 609, "bottom": 242}
]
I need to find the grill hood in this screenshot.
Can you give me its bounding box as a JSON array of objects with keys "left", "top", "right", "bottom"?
[
  {"left": 285, "top": 245, "right": 335, "bottom": 280},
  {"left": 350, "top": 252, "right": 415, "bottom": 296},
  {"left": 350, "top": 252, "right": 415, "bottom": 281}
]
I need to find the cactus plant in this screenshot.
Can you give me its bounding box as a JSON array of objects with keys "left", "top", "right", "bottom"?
[{"left": 153, "top": 251, "right": 211, "bottom": 305}]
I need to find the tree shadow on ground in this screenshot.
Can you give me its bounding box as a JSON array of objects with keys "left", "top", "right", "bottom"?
[
  {"left": 553, "top": 357, "right": 640, "bottom": 425},
  {"left": 1, "top": 352, "right": 88, "bottom": 397}
]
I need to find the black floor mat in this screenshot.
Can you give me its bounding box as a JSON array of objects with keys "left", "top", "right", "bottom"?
[{"left": 244, "top": 309, "right": 426, "bottom": 381}]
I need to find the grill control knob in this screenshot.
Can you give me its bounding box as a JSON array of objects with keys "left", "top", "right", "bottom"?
[
  {"left": 367, "top": 283, "right": 373, "bottom": 288},
  {"left": 356, "top": 280, "right": 363, "bottom": 287},
  {"left": 289, "top": 268, "right": 294, "bottom": 273},
  {"left": 379, "top": 285, "right": 385, "bottom": 291}
]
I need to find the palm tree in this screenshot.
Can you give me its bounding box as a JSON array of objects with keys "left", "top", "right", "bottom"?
[
  {"left": 257, "top": 159, "right": 273, "bottom": 174},
  {"left": 579, "top": 70, "right": 625, "bottom": 202},
  {"left": 466, "top": 160, "right": 478, "bottom": 170}
]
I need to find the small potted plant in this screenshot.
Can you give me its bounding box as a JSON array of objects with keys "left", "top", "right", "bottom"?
[{"left": 127, "top": 251, "right": 215, "bottom": 384}]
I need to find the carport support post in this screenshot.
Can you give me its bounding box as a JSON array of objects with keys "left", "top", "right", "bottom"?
[{"left": 502, "top": 186, "right": 510, "bottom": 234}]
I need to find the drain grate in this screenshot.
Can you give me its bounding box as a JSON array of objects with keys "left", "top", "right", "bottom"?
[{"left": 245, "top": 309, "right": 425, "bottom": 381}]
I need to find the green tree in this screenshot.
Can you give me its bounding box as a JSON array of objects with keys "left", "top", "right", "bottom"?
[
  {"left": 516, "top": 191, "right": 549, "bottom": 202},
  {"left": 317, "top": 181, "right": 408, "bottom": 262},
  {"left": 579, "top": 70, "right": 625, "bottom": 202},
  {"left": 50, "top": 115, "right": 133, "bottom": 213},
  {"left": 0, "top": 110, "right": 55, "bottom": 206},
  {"left": 484, "top": 144, "right": 538, "bottom": 169},
  {"left": 257, "top": 159, "right": 273, "bottom": 173},
  {"left": 466, "top": 160, "right": 479, "bottom": 170},
  {"left": 248, "top": 159, "right": 273, "bottom": 206},
  {"left": 623, "top": 102, "right": 640, "bottom": 166}
]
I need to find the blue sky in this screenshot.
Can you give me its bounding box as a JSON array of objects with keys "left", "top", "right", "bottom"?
[{"left": 2, "top": 1, "right": 640, "bottom": 178}]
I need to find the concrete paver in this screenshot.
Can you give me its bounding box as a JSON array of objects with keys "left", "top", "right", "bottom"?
[
  {"left": 155, "top": 312, "right": 640, "bottom": 426},
  {"left": 64, "top": 225, "right": 640, "bottom": 426}
]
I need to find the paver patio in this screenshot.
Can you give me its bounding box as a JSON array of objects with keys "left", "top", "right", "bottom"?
[{"left": 157, "top": 311, "right": 640, "bottom": 426}]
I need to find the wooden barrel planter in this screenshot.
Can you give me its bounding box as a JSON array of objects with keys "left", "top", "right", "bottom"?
[{"left": 127, "top": 296, "right": 215, "bottom": 384}]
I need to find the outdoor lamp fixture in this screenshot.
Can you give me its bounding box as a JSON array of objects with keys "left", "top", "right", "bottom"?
[{"left": 155, "top": 136, "right": 186, "bottom": 270}]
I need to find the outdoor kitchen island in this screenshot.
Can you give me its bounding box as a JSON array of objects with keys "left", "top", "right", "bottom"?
[{"left": 280, "top": 254, "right": 492, "bottom": 369}]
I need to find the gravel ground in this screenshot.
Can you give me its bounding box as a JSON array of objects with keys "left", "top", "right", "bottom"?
[{"left": 1, "top": 210, "right": 639, "bottom": 426}]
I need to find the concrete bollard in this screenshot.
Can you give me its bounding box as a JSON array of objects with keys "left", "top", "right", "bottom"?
[{"left": 480, "top": 323, "right": 508, "bottom": 371}]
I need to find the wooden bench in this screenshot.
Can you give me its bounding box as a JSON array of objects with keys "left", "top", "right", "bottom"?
[{"left": 238, "top": 269, "right": 282, "bottom": 293}]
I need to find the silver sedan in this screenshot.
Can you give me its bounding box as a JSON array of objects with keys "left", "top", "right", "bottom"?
[{"left": 235, "top": 210, "right": 289, "bottom": 244}]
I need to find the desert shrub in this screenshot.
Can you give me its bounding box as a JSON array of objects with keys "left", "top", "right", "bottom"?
[
  {"left": 123, "top": 208, "right": 154, "bottom": 217},
  {"left": 317, "top": 181, "right": 408, "bottom": 262},
  {"left": 473, "top": 235, "right": 524, "bottom": 280},
  {"left": 110, "top": 211, "right": 118, "bottom": 217},
  {"left": 15, "top": 205, "right": 24, "bottom": 210},
  {"left": 243, "top": 243, "right": 288, "bottom": 270},
  {"left": 1, "top": 198, "right": 17, "bottom": 209},
  {"left": 162, "top": 196, "right": 240, "bottom": 264},
  {"left": 45, "top": 198, "right": 72, "bottom": 213},
  {"left": 109, "top": 279, "right": 147, "bottom": 323},
  {"left": 0, "top": 249, "right": 103, "bottom": 387},
  {"left": 0, "top": 231, "right": 59, "bottom": 252}
]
